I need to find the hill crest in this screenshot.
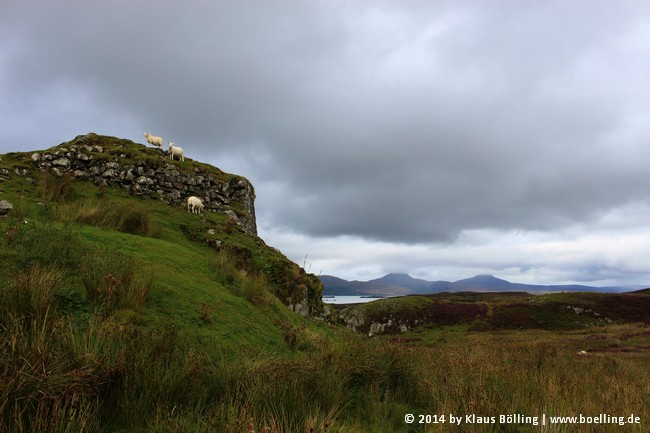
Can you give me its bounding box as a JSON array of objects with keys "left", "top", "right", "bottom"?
[{"left": 14, "top": 133, "right": 258, "bottom": 236}]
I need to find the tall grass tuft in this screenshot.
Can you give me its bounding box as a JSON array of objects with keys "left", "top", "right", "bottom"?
[
  {"left": 37, "top": 172, "right": 75, "bottom": 202},
  {"left": 241, "top": 272, "right": 273, "bottom": 306},
  {"left": 3, "top": 264, "right": 63, "bottom": 321},
  {"left": 80, "top": 249, "right": 152, "bottom": 315},
  {"left": 0, "top": 310, "right": 104, "bottom": 432},
  {"left": 208, "top": 247, "right": 240, "bottom": 287},
  {"left": 74, "top": 199, "right": 160, "bottom": 237},
  {"left": 208, "top": 248, "right": 273, "bottom": 306}
]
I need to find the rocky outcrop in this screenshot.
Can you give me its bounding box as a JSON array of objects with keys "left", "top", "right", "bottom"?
[
  {"left": 338, "top": 307, "right": 411, "bottom": 335},
  {"left": 337, "top": 298, "right": 488, "bottom": 335},
  {"left": 26, "top": 134, "right": 257, "bottom": 236}
]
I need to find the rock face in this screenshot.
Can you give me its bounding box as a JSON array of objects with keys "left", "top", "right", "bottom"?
[
  {"left": 338, "top": 307, "right": 410, "bottom": 335},
  {"left": 26, "top": 134, "right": 257, "bottom": 236}
]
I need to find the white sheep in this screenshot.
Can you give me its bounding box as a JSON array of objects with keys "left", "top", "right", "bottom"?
[
  {"left": 187, "top": 196, "right": 204, "bottom": 214},
  {"left": 143, "top": 132, "right": 163, "bottom": 147},
  {"left": 168, "top": 142, "right": 185, "bottom": 161}
]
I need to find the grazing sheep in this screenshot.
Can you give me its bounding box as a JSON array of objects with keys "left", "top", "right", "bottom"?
[
  {"left": 187, "top": 196, "right": 204, "bottom": 214},
  {"left": 143, "top": 132, "right": 163, "bottom": 147},
  {"left": 168, "top": 142, "right": 185, "bottom": 161}
]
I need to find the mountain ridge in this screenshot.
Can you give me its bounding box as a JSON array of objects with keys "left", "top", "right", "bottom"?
[{"left": 321, "top": 273, "right": 640, "bottom": 296}]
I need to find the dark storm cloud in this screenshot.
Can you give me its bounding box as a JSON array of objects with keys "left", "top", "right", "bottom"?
[{"left": 3, "top": 0, "right": 650, "bottom": 244}]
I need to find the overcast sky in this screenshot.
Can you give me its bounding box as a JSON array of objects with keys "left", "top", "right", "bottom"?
[{"left": 3, "top": 0, "right": 650, "bottom": 286}]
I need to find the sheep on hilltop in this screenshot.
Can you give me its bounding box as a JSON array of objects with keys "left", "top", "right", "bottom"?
[
  {"left": 143, "top": 132, "right": 163, "bottom": 147},
  {"left": 187, "top": 196, "right": 204, "bottom": 214},
  {"left": 168, "top": 142, "right": 184, "bottom": 162}
]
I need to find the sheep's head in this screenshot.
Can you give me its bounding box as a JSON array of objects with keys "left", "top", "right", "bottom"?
[
  {"left": 169, "top": 142, "right": 175, "bottom": 148},
  {"left": 143, "top": 132, "right": 148, "bottom": 137}
]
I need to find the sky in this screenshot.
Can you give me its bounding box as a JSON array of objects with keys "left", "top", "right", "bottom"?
[{"left": 2, "top": 0, "right": 650, "bottom": 287}]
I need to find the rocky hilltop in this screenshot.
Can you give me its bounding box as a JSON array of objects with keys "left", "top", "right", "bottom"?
[{"left": 14, "top": 133, "right": 257, "bottom": 236}]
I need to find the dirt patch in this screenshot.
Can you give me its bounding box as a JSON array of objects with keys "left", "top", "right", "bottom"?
[
  {"left": 589, "top": 345, "right": 650, "bottom": 354},
  {"left": 386, "top": 337, "right": 423, "bottom": 345},
  {"left": 584, "top": 334, "right": 607, "bottom": 340},
  {"left": 619, "top": 330, "right": 650, "bottom": 341}
]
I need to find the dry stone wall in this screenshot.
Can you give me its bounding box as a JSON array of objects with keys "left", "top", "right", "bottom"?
[{"left": 27, "top": 134, "right": 257, "bottom": 236}]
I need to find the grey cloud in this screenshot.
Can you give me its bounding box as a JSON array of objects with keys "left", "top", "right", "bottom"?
[{"left": 3, "top": 0, "right": 650, "bottom": 246}]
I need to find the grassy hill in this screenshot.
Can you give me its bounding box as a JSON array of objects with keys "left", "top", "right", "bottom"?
[
  {"left": 0, "top": 135, "right": 349, "bottom": 432},
  {"left": 1, "top": 134, "right": 649, "bottom": 432}
]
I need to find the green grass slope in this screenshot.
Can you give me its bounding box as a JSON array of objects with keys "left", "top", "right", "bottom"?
[
  {"left": 0, "top": 133, "right": 329, "bottom": 347},
  {"left": 0, "top": 136, "right": 346, "bottom": 431}
]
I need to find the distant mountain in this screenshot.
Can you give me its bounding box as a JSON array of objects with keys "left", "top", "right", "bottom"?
[
  {"left": 453, "top": 274, "right": 514, "bottom": 291},
  {"left": 367, "top": 273, "right": 451, "bottom": 293},
  {"left": 320, "top": 273, "right": 634, "bottom": 296},
  {"left": 319, "top": 275, "right": 364, "bottom": 296}
]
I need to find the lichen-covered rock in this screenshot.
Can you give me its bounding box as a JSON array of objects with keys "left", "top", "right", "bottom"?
[
  {"left": 0, "top": 200, "right": 13, "bottom": 216},
  {"left": 52, "top": 158, "right": 70, "bottom": 167},
  {"left": 339, "top": 308, "right": 367, "bottom": 331},
  {"left": 289, "top": 298, "right": 310, "bottom": 317}
]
